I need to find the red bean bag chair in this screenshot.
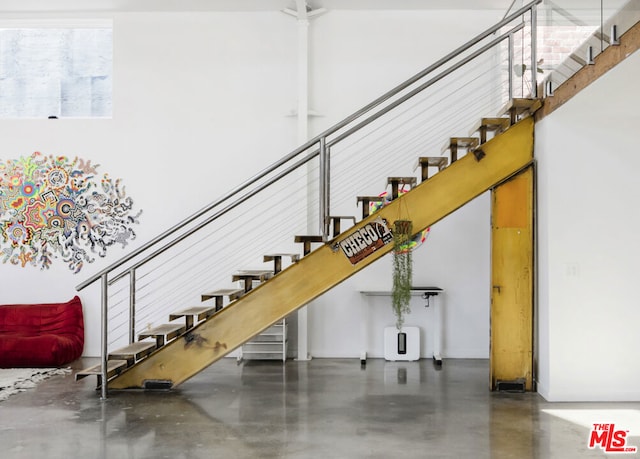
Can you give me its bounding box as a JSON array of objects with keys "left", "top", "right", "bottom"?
[{"left": 0, "top": 296, "right": 84, "bottom": 368}]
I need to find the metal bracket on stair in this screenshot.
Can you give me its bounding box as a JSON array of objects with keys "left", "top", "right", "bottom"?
[{"left": 473, "top": 148, "right": 486, "bottom": 162}]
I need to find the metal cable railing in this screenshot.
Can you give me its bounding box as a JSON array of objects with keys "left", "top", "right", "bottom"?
[{"left": 81, "top": 0, "right": 637, "bottom": 398}]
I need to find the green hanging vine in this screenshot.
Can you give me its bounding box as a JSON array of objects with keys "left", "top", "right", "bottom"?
[{"left": 392, "top": 219, "right": 413, "bottom": 330}]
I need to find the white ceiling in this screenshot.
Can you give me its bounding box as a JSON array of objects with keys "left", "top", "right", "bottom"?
[{"left": 0, "top": 0, "right": 520, "bottom": 13}]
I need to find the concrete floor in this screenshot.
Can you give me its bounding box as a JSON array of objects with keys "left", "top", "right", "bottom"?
[{"left": 0, "top": 358, "right": 637, "bottom": 458}]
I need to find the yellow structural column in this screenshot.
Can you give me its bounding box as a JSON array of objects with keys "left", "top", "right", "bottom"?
[{"left": 490, "top": 166, "right": 534, "bottom": 391}]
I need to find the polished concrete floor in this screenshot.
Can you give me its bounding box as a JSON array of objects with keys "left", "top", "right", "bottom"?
[{"left": 0, "top": 358, "right": 637, "bottom": 458}]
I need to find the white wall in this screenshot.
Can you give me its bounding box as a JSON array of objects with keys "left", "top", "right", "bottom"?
[
  {"left": 0, "top": 7, "right": 504, "bottom": 359},
  {"left": 536, "top": 50, "right": 640, "bottom": 401}
]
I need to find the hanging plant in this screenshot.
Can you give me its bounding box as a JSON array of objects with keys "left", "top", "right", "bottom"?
[{"left": 392, "top": 219, "right": 413, "bottom": 330}]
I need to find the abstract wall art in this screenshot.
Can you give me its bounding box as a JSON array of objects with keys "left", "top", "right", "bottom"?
[{"left": 0, "top": 152, "right": 141, "bottom": 273}]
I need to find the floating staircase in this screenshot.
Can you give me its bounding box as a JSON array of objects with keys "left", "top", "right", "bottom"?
[
  {"left": 77, "top": 102, "right": 538, "bottom": 390},
  {"left": 73, "top": 0, "right": 640, "bottom": 397}
]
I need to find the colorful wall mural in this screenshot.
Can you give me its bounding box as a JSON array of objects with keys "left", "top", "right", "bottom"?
[{"left": 0, "top": 152, "right": 141, "bottom": 273}]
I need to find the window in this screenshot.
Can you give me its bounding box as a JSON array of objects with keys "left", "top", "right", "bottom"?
[{"left": 0, "top": 22, "right": 112, "bottom": 118}]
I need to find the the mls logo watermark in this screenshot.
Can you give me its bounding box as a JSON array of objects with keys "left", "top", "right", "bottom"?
[{"left": 589, "top": 424, "right": 637, "bottom": 453}]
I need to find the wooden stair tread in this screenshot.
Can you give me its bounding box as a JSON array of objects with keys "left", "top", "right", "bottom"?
[
  {"left": 326, "top": 215, "right": 357, "bottom": 238},
  {"left": 263, "top": 253, "right": 300, "bottom": 263},
  {"left": 201, "top": 288, "right": 244, "bottom": 302},
  {"left": 263, "top": 253, "right": 300, "bottom": 274},
  {"left": 500, "top": 98, "right": 542, "bottom": 125},
  {"left": 356, "top": 196, "right": 385, "bottom": 219},
  {"left": 469, "top": 117, "right": 510, "bottom": 135},
  {"left": 499, "top": 98, "right": 542, "bottom": 123},
  {"left": 294, "top": 235, "right": 325, "bottom": 256},
  {"left": 293, "top": 235, "right": 324, "bottom": 243},
  {"left": 140, "top": 323, "right": 185, "bottom": 335},
  {"left": 233, "top": 270, "right": 274, "bottom": 292},
  {"left": 413, "top": 156, "right": 448, "bottom": 170},
  {"left": 441, "top": 137, "right": 479, "bottom": 154},
  {"left": 356, "top": 195, "right": 384, "bottom": 202},
  {"left": 387, "top": 176, "right": 417, "bottom": 200},
  {"left": 75, "top": 359, "right": 128, "bottom": 381},
  {"left": 414, "top": 156, "right": 449, "bottom": 182},
  {"left": 108, "top": 341, "right": 156, "bottom": 363},
  {"left": 200, "top": 288, "right": 244, "bottom": 313},
  {"left": 139, "top": 323, "right": 185, "bottom": 339},
  {"left": 386, "top": 176, "right": 417, "bottom": 186},
  {"left": 169, "top": 305, "right": 217, "bottom": 322},
  {"left": 500, "top": 97, "right": 542, "bottom": 112},
  {"left": 469, "top": 117, "right": 511, "bottom": 144},
  {"left": 232, "top": 270, "right": 273, "bottom": 281}
]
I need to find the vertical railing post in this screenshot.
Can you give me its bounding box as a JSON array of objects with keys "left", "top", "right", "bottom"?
[
  {"left": 600, "top": 0, "right": 604, "bottom": 52},
  {"left": 129, "top": 267, "right": 136, "bottom": 344},
  {"left": 545, "top": 79, "right": 554, "bottom": 97},
  {"left": 586, "top": 46, "right": 595, "bottom": 65},
  {"left": 530, "top": 3, "right": 538, "bottom": 98},
  {"left": 611, "top": 25, "right": 619, "bottom": 46},
  {"left": 508, "top": 32, "right": 514, "bottom": 100},
  {"left": 319, "top": 136, "right": 330, "bottom": 241},
  {"left": 100, "top": 273, "right": 109, "bottom": 401}
]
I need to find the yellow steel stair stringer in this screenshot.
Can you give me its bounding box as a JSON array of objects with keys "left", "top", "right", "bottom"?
[{"left": 109, "top": 117, "right": 534, "bottom": 390}]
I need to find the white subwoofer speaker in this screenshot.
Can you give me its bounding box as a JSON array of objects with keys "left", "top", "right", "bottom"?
[{"left": 384, "top": 326, "right": 420, "bottom": 361}]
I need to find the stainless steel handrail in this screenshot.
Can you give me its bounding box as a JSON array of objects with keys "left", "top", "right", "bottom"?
[
  {"left": 501, "top": 0, "right": 519, "bottom": 22},
  {"left": 76, "top": 0, "right": 542, "bottom": 293}
]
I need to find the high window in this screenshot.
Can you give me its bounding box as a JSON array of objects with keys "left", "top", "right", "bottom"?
[{"left": 0, "top": 21, "right": 112, "bottom": 118}]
